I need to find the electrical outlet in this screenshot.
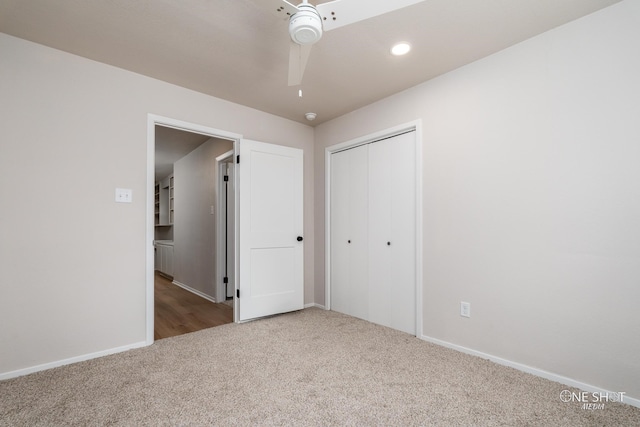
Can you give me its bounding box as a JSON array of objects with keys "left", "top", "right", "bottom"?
[{"left": 460, "top": 301, "right": 471, "bottom": 318}]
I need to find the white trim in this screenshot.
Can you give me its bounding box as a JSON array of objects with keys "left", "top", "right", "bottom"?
[
  {"left": 304, "top": 303, "right": 326, "bottom": 310},
  {"left": 324, "top": 148, "right": 332, "bottom": 311},
  {"left": 147, "top": 114, "right": 242, "bottom": 344},
  {"left": 0, "top": 341, "right": 148, "bottom": 381},
  {"left": 420, "top": 334, "right": 640, "bottom": 409},
  {"left": 216, "top": 150, "right": 235, "bottom": 161},
  {"left": 414, "top": 122, "right": 424, "bottom": 339},
  {"left": 233, "top": 139, "right": 240, "bottom": 324},
  {"left": 146, "top": 116, "right": 155, "bottom": 345},
  {"left": 326, "top": 121, "right": 421, "bottom": 153},
  {"left": 324, "top": 120, "right": 423, "bottom": 336},
  {"left": 172, "top": 280, "right": 217, "bottom": 303},
  {"left": 324, "top": 147, "right": 333, "bottom": 310}
]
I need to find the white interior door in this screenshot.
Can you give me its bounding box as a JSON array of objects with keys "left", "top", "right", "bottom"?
[{"left": 238, "top": 139, "right": 304, "bottom": 321}]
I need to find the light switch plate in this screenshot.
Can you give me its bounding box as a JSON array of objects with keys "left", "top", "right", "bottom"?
[
  {"left": 115, "top": 188, "right": 132, "bottom": 203},
  {"left": 460, "top": 301, "right": 471, "bottom": 318}
]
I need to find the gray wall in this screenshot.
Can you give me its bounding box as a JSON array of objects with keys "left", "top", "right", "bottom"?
[
  {"left": 173, "top": 139, "right": 233, "bottom": 299},
  {"left": 0, "top": 32, "right": 314, "bottom": 377},
  {"left": 314, "top": 0, "right": 640, "bottom": 401}
]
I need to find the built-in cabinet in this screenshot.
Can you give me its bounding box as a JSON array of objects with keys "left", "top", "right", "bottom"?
[
  {"left": 155, "top": 240, "right": 174, "bottom": 277},
  {"left": 330, "top": 131, "right": 417, "bottom": 335}
]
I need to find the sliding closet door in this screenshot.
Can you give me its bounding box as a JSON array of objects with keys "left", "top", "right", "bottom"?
[
  {"left": 368, "top": 132, "right": 416, "bottom": 334},
  {"left": 330, "top": 145, "right": 369, "bottom": 321}
]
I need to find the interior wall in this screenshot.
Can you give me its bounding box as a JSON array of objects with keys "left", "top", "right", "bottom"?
[
  {"left": 0, "top": 32, "right": 314, "bottom": 377},
  {"left": 173, "top": 138, "right": 233, "bottom": 299},
  {"left": 314, "top": 0, "right": 640, "bottom": 400},
  {"left": 154, "top": 225, "right": 173, "bottom": 241}
]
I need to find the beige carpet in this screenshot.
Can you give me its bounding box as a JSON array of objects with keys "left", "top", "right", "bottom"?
[{"left": 1, "top": 308, "right": 638, "bottom": 426}]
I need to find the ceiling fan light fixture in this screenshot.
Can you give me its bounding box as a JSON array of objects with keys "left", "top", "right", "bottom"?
[
  {"left": 289, "top": 4, "right": 323, "bottom": 45},
  {"left": 391, "top": 42, "right": 411, "bottom": 56}
]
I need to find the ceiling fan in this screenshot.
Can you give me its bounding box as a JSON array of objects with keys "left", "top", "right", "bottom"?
[{"left": 265, "top": 0, "right": 426, "bottom": 86}]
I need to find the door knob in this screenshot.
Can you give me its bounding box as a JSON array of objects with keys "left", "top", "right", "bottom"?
[{"left": 297, "top": 236, "right": 304, "bottom": 242}]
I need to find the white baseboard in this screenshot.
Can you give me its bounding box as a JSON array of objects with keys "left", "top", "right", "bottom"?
[
  {"left": 172, "top": 280, "right": 217, "bottom": 303},
  {"left": 0, "top": 340, "right": 148, "bottom": 381},
  {"left": 305, "top": 303, "right": 326, "bottom": 310},
  {"left": 420, "top": 334, "right": 639, "bottom": 409}
]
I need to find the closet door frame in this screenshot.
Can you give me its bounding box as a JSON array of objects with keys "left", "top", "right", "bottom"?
[{"left": 325, "top": 120, "right": 423, "bottom": 337}]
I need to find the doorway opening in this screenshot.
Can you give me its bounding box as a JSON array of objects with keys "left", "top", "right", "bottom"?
[{"left": 146, "top": 115, "right": 242, "bottom": 343}]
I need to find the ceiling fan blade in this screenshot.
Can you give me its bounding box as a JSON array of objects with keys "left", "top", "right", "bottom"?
[
  {"left": 288, "top": 42, "right": 313, "bottom": 86},
  {"left": 316, "top": 0, "right": 427, "bottom": 32},
  {"left": 264, "top": 0, "right": 299, "bottom": 19}
]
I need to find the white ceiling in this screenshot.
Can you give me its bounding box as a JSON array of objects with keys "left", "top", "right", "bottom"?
[{"left": 0, "top": 0, "right": 621, "bottom": 125}]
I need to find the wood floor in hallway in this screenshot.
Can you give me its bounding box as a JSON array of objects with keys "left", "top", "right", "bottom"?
[{"left": 154, "top": 272, "right": 233, "bottom": 340}]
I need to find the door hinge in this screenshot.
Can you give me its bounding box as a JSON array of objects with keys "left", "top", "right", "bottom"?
[
  {"left": 236, "top": 155, "right": 240, "bottom": 164},
  {"left": 223, "top": 175, "right": 229, "bottom": 182},
  {"left": 236, "top": 289, "right": 240, "bottom": 298},
  {"left": 223, "top": 276, "right": 228, "bottom": 284}
]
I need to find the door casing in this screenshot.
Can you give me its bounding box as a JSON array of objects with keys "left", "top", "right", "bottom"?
[{"left": 146, "top": 115, "right": 241, "bottom": 344}]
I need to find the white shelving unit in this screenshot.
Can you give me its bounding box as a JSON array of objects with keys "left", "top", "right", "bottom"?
[
  {"left": 154, "top": 182, "right": 160, "bottom": 226},
  {"left": 157, "top": 174, "right": 174, "bottom": 227},
  {"left": 169, "top": 175, "right": 174, "bottom": 224}
]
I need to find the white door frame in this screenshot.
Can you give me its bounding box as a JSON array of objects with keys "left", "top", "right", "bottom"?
[
  {"left": 215, "top": 150, "right": 234, "bottom": 304},
  {"left": 324, "top": 120, "right": 424, "bottom": 337},
  {"left": 146, "top": 114, "right": 242, "bottom": 344}
]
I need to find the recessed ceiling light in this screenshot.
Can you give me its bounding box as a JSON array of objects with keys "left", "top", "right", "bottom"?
[{"left": 391, "top": 42, "right": 411, "bottom": 56}]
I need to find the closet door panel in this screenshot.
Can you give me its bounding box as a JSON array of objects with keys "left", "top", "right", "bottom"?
[
  {"left": 389, "top": 132, "right": 417, "bottom": 335},
  {"left": 368, "top": 132, "right": 416, "bottom": 334},
  {"left": 368, "top": 139, "right": 393, "bottom": 329},
  {"left": 348, "top": 145, "right": 369, "bottom": 321},
  {"left": 330, "top": 145, "right": 369, "bottom": 321},
  {"left": 330, "top": 149, "right": 351, "bottom": 315}
]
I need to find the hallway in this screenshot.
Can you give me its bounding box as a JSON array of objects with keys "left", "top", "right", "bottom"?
[{"left": 154, "top": 272, "right": 233, "bottom": 340}]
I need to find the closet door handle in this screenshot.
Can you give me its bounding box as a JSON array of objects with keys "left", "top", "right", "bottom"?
[
  {"left": 348, "top": 240, "right": 351, "bottom": 244},
  {"left": 387, "top": 241, "right": 391, "bottom": 246},
  {"left": 297, "top": 236, "right": 304, "bottom": 242}
]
